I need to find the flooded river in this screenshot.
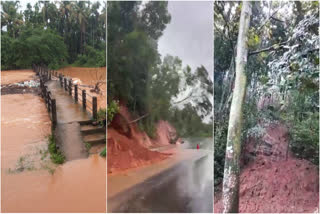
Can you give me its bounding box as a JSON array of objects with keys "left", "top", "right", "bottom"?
[
  {"left": 58, "top": 67, "right": 106, "bottom": 110},
  {"left": 1, "top": 70, "right": 35, "bottom": 84},
  {"left": 1, "top": 93, "right": 106, "bottom": 212}
]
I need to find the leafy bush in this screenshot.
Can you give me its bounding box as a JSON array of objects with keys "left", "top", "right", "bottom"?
[
  {"left": 50, "top": 153, "right": 65, "bottom": 164},
  {"left": 48, "top": 134, "right": 65, "bottom": 164},
  {"left": 96, "top": 108, "right": 106, "bottom": 126},
  {"left": 107, "top": 100, "right": 119, "bottom": 125},
  {"left": 214, "top": 114, "right": 228, "bottom": 187},
  {"left": 281, "top": 91, "right": 319, "bottom": 165},
  {"left": 84, "top": 142, "right": 91, "bottom": 151},
  {"left": 8, "top": 27, "right": 68, "bottom": 70},
  {"left": 100, "top": 147, "right": 106, "bottom": 157},
  {"left": 288, "top": 113, "right": 319, "bottom": 165},
  {"left": 1, "top": 34, "right": 14, "bottom": 70},
  {"left": 74, "top": 45, "right": 106, "bottom": 67}
]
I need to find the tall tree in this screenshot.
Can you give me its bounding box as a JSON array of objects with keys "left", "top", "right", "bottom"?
[{"left": 222, "top": 2, "right": 252, "bottom": 213}]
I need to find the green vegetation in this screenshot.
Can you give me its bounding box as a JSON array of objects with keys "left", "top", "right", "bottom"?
[
  {"left": 48, "top": 134, "right": 65, "bottom": 164},
  {"left": 73, "top": 45, "right": 106, "bottom": 67},
  {"left": 84, "top": 142, "right": 91, "bottom": 151},
  {"left": 2, "top": 27, "right": 68, "bottom": 70},
  {"left": 108, "top": 1, "right": 212, "bottom": 138},
  {"left": 214, "top": 1, "right": 319, "bottom": 190},
  {"left": 281, "top": 91, "right": 319, "bottom": 165},
  {"left": 95, "top": 107, "right": 106, "bottom": 126},
  {"left": 1, "top": 1, "right": 106, "bottom": 70},
  {"left": 100, "top": 147, "right": 106, "bottom": 157},
  {"left": 107, "top": 100, "right": 119, "bottom": 125}
]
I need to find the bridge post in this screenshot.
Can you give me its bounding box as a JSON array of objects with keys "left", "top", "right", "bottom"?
[
  {"left": 40, "top": 79, "right": 43, "bottom": 90},
  {"left": 69, "top": 79, "right": 72, "bottom": 95},
  {"left": 82, "top": 90, "right": 86, "bottom": 110},
  {"left": 51, "top": 99, "right": 57, "bottom": 125},
  {"left": 41, "top": 81, "right": 44, "bottom": 98},
  {"left": 74, "top": 85, "right": 78, "bottom": 102},
  {"left": 64, "top": 78, "right": 67, "bottom": 91},
  {"left": 45, "top": 86, "right": 49, "bottom": 107},
  {"left": 59, "top": 75, "right": 63, "bottom": 87},
  {"left": 93, "top": 97, "right": 97, "bottom": 120},
  {"left": 49, "top": 70, "right": 52, "bottom": 80}
]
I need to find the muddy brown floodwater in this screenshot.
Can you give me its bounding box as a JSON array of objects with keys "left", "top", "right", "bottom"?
[
  {"left": 1, "top": 70, "right": 35, "bottom": 84},
  {"left": 1, "top": 73, "right": 106, "bottom": 212},
  {"left": 58, "top": 67, "right": 106, "bottom": 110}
]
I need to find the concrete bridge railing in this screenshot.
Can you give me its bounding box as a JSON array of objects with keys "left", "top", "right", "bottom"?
[
  {"left": 33, "top": 65, "right": 98, "bottom": 123},
  {"left": 56, "top": 72, "right": 98, "bottom": 120},
  {"left": 34, "top": 65, "right": 57, "bottom": 126}
]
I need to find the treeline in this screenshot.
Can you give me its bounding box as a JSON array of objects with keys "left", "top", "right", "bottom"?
[
  {"left": 1, "top": 1, "right": 106, "bottom": 70},
  {"left": 214, "top": 1, "right": 319, "bottom": 187},
  {"left": 107, "top": 1, "right": 213, "bottom": 138}
]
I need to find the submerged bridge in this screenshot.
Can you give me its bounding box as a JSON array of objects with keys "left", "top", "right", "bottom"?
[{"left": 34, "top": 65, "right": 105, "bottom": 161}]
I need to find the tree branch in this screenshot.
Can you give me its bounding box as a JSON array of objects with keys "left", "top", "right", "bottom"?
[
  {"left": 249, "top": 40, "right": 289, "bottom": 56},
  {"left": 128, "top": 113, "right": 149, "bottom": 124}
]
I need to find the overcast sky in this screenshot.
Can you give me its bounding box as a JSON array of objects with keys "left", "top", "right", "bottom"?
[{"left": 158, "top": 1, "right": 213, "bottom": 78}]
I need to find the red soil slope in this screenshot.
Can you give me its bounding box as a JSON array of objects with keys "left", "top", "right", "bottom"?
[
  {"left": 214, "top": 123, "right": 319, "bottom": 213},
  {"left": 107, "top": 105, "right": 176, "bottom": 173}
]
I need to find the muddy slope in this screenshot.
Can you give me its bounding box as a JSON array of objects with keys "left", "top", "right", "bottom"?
[
  {"left": 107, "top": 105, "right": 178, "bottom": 173},
  {"left": 214, "top": 123, "right": 319, "bottom": 213}
]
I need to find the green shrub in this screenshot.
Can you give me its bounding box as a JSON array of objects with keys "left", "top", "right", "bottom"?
[
  {"left": 288, "top": 113, "right": 319, "bottom": 165},
  {"left": 97, "top": 108, "right": 106, "bottom": 126},
  {"left": 280, "top": 90, "right": 319, "bottom": 165},
  {"left": 85, "top": 142, "right": 91, "bottom": 151},
  {"left": 50, "top": 153, "right": 65, "bottom": 164},
  {"left": 48, "top": 134, "right": 65, "bottom": 164},
  {"left": 214, "top": 114, "right": 228, "bottom": 187},
  {"left": 74, "top": 45, "right": 106, "bottom": 67},
  {"left": 107, "top": 100, "right": 119, "bottom": 125},
  {"left": 100, "top": 147, "right": 106, "bottom": 157}
]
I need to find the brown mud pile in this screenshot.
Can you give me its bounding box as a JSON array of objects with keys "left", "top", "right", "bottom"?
[
  {"left": 107, "top": 105, "right": 177, "bottom": 174},
  {"left": 57, "top": 67, "right": 106, "bottom": 110},
  {"left": 214, "top": 123, "right": 319, "bottom": 213}
]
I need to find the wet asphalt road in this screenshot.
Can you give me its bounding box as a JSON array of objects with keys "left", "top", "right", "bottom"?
[{"left": 108, "top": 152, "right": 213, "bottom": 213}]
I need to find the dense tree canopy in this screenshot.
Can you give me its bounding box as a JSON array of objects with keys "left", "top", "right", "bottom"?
[
  {"left": 107, "top": 1, "right": 213, "bottom": 138},
  {"left": 1, "top": 1, "right": 106, "bottom": 70}
]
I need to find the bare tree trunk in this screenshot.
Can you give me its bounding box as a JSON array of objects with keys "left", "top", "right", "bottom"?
[
  {"left": 222, "top": 2, "right": 252, "bottom": 213},
  {"left": 218, "top": 54, "right": 235, "bottom": 114}
]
